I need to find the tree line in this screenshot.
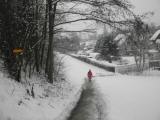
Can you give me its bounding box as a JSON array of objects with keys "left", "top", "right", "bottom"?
[{"left": 0, "top": 0, "right": 136, "bottom": 83}]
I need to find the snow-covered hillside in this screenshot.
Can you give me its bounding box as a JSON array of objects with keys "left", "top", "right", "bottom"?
[{"left": 0, "top": 55, "right": 85, "bottom": 120}]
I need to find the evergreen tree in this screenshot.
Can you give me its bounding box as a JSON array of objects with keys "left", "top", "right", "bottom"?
[{"left": 95, "top": 34, "right": 119, "bottom": 63}]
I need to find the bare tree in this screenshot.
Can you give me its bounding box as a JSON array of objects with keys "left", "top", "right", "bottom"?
[
  {"left": 128, "top": 18, "right": 151, "bottom": 72},
  {"left": 45, "top": 0, "right": 135, "bottom": 82}
]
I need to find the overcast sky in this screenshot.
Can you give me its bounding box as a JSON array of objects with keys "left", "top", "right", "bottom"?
[
  {"left": 130, "top": 0, "right": 160, "bottom": 26},
  {"left": 63, "top": 0, "right": 160, "bottom": 33}
]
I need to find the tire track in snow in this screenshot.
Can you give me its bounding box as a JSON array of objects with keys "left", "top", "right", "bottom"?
[{"left": 67, "top": 79, "right": 107, "bottom": 120}]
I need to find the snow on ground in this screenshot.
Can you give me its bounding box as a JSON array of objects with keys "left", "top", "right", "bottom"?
[
  {"left": 64, "top": 55, "right": 160, "bottom": 120},
  {"left": 96, "top": 74, "right": 160, "bottom": 120},
  {"left": 127, "top": 69, "right": 160, "bottom": 76},
  {"left": 72, "top": 54, "right": 117, "bottom": 67},
  {"left": 0, "top": 72, "right": 79, "bottom": 120},
  {"left": 68, "top": 80, "right": 107, "bottom": 120},
  {"left": 119, "top": 56, "right": 135, "bottom": 65},
  {"left": 74, "top": 53, "right": 136, "bottom": 67},
  {"left": 0, "top": 55, "right": 87, "bottom": 120},
  {"left": 63, "top": 55, "right": 114, "bottom": 84},
  {"left": 89, "top": 58, "right": 118, "bottom": 67},
  {"left": 142, "top": 69, "right": 160, "bottom": 76},
  {"left": 0, "top": 55, "right": 159, "bottom": 120}
]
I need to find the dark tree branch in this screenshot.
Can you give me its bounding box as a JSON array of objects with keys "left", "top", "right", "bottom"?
[
  {"left": 56, "top": 11, "right": 91, "bottom": 16},
  {"left": 54, "top": 17, "right": 134, "bottom": 28},
  {"left": 55, "top": 29, "right": 96, "bottom": 33},
  {"left": 53, "top": 0, "right": 61, "bottom": 5},
  {"left": 68, "top": 0, "right": 112, "bottom": 7},
  {"left": 65, "top": 0, "right": 132, "bottom": 8}
]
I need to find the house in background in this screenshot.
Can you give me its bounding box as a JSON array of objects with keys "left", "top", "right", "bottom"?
[
  {"left": 150, "top": 30, "right": 160, "bottom": 50},
  {"left": 149, "top": 30, "right": 160, "bottom": 60}
]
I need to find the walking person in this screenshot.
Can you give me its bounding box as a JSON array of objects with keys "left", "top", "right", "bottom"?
[{"left": 87, "top": 69, "right": 93, "bottom": 82}]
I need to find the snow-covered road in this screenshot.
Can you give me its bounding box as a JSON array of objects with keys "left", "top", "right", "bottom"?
[
  {"left": 64, "top": 55, "right": 160, "bottom": 120},
  {"left": 68, "top": 80, "right": 106, "bottom": 120}
]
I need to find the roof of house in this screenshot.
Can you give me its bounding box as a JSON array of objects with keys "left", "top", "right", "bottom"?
[{"left": 150, "top": 30, "right": 160, "bottom": 41}]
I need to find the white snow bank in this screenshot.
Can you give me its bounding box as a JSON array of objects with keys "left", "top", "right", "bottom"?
[
  {"left": 90, "top": 58, "right": 117, "bottom": 67},
  {"left": 0, "top": 54, "right": 86, "bottom": 120},
  {"left": 71, "top": 54, "right": 149, "bottom": 74},
  {"left": 142, "top": 69, "right": 160, "bottom": 76},
  {"left": 96, "top": 74, "right": 160, "bottom": 120},
  {"left": 148, "top": 49, "right": 159, "bottom": 53},
  {"left": 0, "top": 73, "right": 82, "bottom": 120},
  {"left": 73, "top": 54, "right": 137, "bottom": 67},
  {"left": 120, "top": 56, "right": 135, "bottom": 65},
  {"left": 72, "top": 54, "right": 116, "bottom": 66}
]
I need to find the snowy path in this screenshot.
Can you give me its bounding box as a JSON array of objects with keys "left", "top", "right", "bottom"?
[
  {"left": 64, "top": 55, "right": 160, "bottom": 120},
  {"left": 63, "top": 55, "right": 114, "bottom": 86},
  {"left": 67, "top": 80, "right": 106, "bottom": 120}
]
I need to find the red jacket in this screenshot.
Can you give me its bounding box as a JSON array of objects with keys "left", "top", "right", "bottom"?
[{"left": 87, "top": 70, "right": 93, "bottom": 79}]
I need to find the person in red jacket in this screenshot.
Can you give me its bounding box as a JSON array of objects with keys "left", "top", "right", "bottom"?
[{"left": 87, "top": 69, "right": 93, "bottom": 81}]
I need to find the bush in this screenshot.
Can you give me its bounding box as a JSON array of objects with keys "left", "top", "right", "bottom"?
[{"left": 95, "top": 34, "right": 119, "bottom": 63}]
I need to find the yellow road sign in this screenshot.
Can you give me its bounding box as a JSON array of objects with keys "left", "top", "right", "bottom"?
[{"left": 13, "top": 48, "right": 24, "bottom": 54}]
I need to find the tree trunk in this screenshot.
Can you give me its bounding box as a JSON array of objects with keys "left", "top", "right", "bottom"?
[
  {"left": 40, "top": 0, "right": 48, "bottom": 68},
  {"left": 46, "top": 1, "right": 57, "bottom": 83},
  {"left": 35, "top": 0, "right": 40, "bottom": 72}
]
